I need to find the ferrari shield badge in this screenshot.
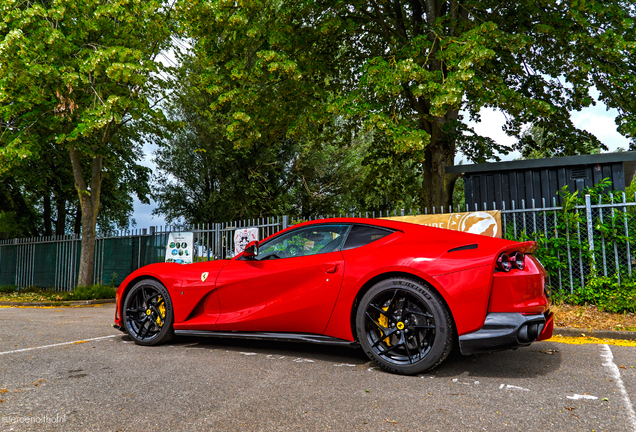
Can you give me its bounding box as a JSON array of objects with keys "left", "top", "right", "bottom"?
[{"left": 201, "top": 272, "right": 209, "bottom": 283}]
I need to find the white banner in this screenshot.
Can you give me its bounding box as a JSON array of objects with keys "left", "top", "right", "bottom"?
[
  {"left": 234, "top": 228, "right": 259, "bottom": 256},
  {"left": 165, "top": 232, "right": 194, "bottom": 264}
]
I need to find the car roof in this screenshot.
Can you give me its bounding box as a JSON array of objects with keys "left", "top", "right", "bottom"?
[
  {"left": 284, "top": 217, "right": 515, "bottom": 249},
  {"left": 289, "top": 217, "right": 411, "bottom": 232}
]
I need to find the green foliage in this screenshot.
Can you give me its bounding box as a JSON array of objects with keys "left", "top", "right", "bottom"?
[
  {"left": 0, "top": 142, "right": 150, "bottom": 237},
  {"left": 0, "top": 210, "right": 25, "bottom": 238},
  {"left": 0, "top": 284, "right": 116, "bottom": 301},
  {"left": 0, "top": 285, "right": 18, "bottom": 293},
  {"left": 0, "top": 0, "right": 174, "bottom": 284},
  {"left": 505, "top": 178, "right": 635, "bottom": 279},
  {"left": 516, "top": 124, "right": 605, "bottom": 159},
  {"left": 63, "top": 285, "right": 117, "bottom": 301},
  {"left": 153, "top": 55, "right": 423, "bottom": 222},
  {"left": 507, "top": 178, "right": 636, "bottom": 313},
  {"left": 107, "top": 273, "right": 118, "bottom": 288},
  {"left": 178, "top": 0, "right": 636, "bottom": 210},
  {"left": 0, "top": 0, "right": 173, "bottom": 168},
  {"left": 452, "top": 177, "right": 465, "bottom": 210},
  {"left": 627, "top": 177, "right": 636, "bottom": 201},
  {"left": 554, "top": 276, "right": 636, "bottom": 314}
]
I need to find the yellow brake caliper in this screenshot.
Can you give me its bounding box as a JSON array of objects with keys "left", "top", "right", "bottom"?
[
  {"left": 378, "top": 306, "right": 391, "bottom": 346},
  {"left": 156, "top": 295, "right": 166, "bottom": 327}
]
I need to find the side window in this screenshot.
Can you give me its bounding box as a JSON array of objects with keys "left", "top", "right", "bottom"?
[
  {"left": 342, "top": 225, "right": 393, "bottom": 250},
  {"left": 257, "top": 224, "right": 350, "bottom": 260}
]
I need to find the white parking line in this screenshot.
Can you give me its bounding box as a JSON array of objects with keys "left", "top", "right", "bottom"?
[
  {"left": 499, "top": 384, "right": 530, "bottom": 392},
  {"left": 0, "top": 335, "right": 118, "bottom": 356},
  {"left": 600, "top": 344, "right": 636, "bottom": 432},
  {"left": 567, "top": 394, "right": 598, "bottom": 400}
]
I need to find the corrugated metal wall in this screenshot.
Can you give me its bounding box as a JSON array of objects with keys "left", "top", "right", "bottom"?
[{"left": 464, "top": 162, "right": 626, "bottom": 210}]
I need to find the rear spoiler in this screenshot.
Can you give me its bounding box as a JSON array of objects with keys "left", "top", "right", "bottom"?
[{"left": 496, "top": 241, "right": 538, "bottom": 256}]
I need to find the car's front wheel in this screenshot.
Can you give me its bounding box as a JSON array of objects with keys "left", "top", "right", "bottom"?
[
  {"left": 355, "top": 278, "right": 454, "bottom": 375},
  {"left": 123, "top": 279, "right": 174, "bottom": 346}
]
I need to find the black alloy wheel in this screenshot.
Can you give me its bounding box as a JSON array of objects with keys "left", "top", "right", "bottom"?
[
  {"left": 123, "top": 279, "right": 174, "bottom": 346},
  {"left": 356, "top": 278, "right": 454, "bottom": 375}
]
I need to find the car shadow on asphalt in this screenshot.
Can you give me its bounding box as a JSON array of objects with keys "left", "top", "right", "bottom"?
[
  {"left": 433, "top": 344, "right": 562, "bottom": 378},
  {"left": 166, "top": 335, "right": 371, "bottom": 363},
  {"left": 144, "top": 335, "right": 561, "bottom": 378}
]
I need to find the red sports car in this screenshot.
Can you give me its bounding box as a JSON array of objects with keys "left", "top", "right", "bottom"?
[{"left": 113, "top": 218, "right": 553, "bottom": 375}]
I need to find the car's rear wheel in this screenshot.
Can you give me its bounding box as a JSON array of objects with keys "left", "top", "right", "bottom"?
[
  {"left": 355, "top": 278, "right": 454, "bottom": 375},
  {"left": 123, "top": 279, "right": 174, "bottom": 346}
]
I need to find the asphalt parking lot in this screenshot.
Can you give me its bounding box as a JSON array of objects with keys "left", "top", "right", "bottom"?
[{"left": 1, "top": 305, "right": 635, "bottom": 432}]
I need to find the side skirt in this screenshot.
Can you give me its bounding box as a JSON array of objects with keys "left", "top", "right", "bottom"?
[{"left": 173, "top": 330, "right": 359, "bottom": 348}]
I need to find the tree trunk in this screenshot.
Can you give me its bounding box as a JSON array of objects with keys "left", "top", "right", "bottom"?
[
  {"left": 69, "top": 146, "right": 103, "bottom": 287},
  {"left": 420, "top": 137, "right": 457, "bottom": 211},
  {"left": 413, "top": 99, "right": 462, "bottom": 211}
]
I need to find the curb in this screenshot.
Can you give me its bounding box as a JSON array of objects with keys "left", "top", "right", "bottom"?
[
  {"left": 554, "top": 327, "right": 636, "bottom": 341},
  {"left": 0, "top": 299, "right": 115, "bottom": 307}
]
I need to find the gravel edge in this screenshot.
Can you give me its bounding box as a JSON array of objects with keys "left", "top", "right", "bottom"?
[{"left": 553, "top": 327, "right": 636, "bottom": 341}]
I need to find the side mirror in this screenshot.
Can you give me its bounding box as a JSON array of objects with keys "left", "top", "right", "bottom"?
[{"left": 243, "top": 240, "right": 259, "bottom": 258}]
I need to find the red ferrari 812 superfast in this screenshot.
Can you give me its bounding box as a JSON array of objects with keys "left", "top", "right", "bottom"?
[{"left": 113, "top": 218, "right": 553, "bottom": 375}]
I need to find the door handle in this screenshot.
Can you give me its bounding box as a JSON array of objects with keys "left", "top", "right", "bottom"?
[{"left": 325, "top": 264, "right": 339, "bottom": 274}]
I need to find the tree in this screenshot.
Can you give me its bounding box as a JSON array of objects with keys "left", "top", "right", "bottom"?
[
  {"left": 180, "top": 0, "right": 636, "bottom": 210},
  {"left": 154, "top": 58, "right": 370, "bottom": 222},
  {"left": 516, "top": 123, "right": 605, "bottom": 160},
  {"left": 0, "top": 0, "right": 173, "bottom": 285},
  {"left": 0, "top": 146, "right": 150, "bottom": 238}
]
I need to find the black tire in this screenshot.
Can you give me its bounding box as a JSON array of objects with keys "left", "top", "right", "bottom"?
[
  {"left": 355, "top": 277, "right": 454, "bottom": 375},
  {"left": 123, "top": 279, "right": 174, "bottom": 346}
]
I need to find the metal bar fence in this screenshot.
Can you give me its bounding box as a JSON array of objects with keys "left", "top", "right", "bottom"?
[{"left": 1, "top": 193, "right": 635, "bottom": 291}]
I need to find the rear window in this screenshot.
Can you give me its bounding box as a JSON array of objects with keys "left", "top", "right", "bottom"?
[{"left": 342, "top": 225, "right": 393, "bottom": 250}]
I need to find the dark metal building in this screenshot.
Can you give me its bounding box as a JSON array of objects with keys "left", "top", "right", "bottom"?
[{"left": 446, "top": 152, "right": 636, "bottom": 210}]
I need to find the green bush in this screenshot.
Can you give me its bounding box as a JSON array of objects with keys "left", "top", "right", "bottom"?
[
  {"left": 505, "top": 178, "right": 636, "bottom": 314},
  {"left": 0, "top": 285, "right": 18, "bottom": 293},
  {"left": 62, "top": 285, "right": 117, "bottom": 301},
  {"left": 553, "top": 275, "right": 636, "bottom": 314},
  {"left": 0, "top": 284, "right": 116, "bottom": 301},
  {"left": 21, "top": 286, "right": 56, "bottom": 294}
]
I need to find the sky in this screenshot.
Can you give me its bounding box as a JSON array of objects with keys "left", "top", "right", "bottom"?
[{"left": 130, "top": 99, "right": 632, "bottom": 230}]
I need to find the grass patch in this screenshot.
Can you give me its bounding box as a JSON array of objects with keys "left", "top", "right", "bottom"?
[{"left": 0, "top": 285, "right": 116, "bottom": 303}]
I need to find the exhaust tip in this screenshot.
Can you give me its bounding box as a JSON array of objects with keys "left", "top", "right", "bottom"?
[{"left": 518, "top": 323, "right": 541, "bottom": 343}]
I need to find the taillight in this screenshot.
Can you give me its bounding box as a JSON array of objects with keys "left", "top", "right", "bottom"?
[
  {"left": 496, "top": 253, "right": 512, "bottom": 272},
  {"left": 511, "top": 252, "right": 525, "bottom": 270},
  {"left": 496, "top": 251, "right": 526, "bottom": 272}
]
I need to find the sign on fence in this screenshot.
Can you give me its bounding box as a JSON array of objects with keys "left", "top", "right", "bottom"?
[
  {"left": 383, "top": 211, "right": 502, "bottom": 238},
  {"left": 234, "top": 228, "right": 259, "bottom": 256},
  {"left": 165, "top": 232, "right": 194, "bottom": 264}
]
